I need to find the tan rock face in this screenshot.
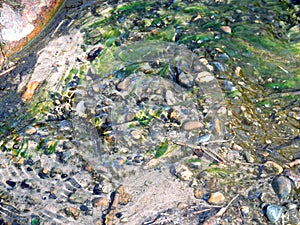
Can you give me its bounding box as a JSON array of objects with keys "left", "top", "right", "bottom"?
[{"left": 0, "top": 0, "right": 65, "bottom": 67}]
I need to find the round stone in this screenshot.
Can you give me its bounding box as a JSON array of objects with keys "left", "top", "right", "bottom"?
[
  {"left": 207, "top": 192, "right": 225, "bottom": 205},
  {"left": 266, "top": 205, "right": 282, "bottom": 223}
]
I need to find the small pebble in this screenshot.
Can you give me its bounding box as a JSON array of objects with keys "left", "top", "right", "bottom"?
[
  {"left": 93, "top": 183, "right": 103, "bottom": 195},
  {"left": 6, "top": 180, "right": 16, "bottom": 188},
  {"left": 120, "top": 217, "right": 128, "bottom": 223},
  {"left": 182, "top": 121, "right": 204, "bottom": 131},
  {"left": 64, "top": 207, "right": 80, "bottom": 220},
  {"left": 194, "top": 189, "right": 204, "bottom": 199},
  {"left": 220, "top": 25, "right": 232, "bottom": 34},
  {"left": 266, "top": 205, "right": 282, "bottom": 223},
  {"left": 68, "top": 189, "right": 91, "bottom": 204},
  {"left": 92, "top": 197, "right": 109, "bottom": 208},
  {"left": 25, "top": 127, "right": 37, "bottom": 135},
  {"left": 207, "top": 192, "right": 225, "bottom": 205},
  {"left": 241, "top": 205, "right": 250, "bottom": 216},
  {"left": 178, "top": 170, "right": 194, "bottom": 181}
]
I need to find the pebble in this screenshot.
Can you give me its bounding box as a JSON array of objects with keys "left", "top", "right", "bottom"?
[
  {"left": 64, "top": 207, "right": 80, "bottom": 220},
  {"left": 178, "top": 169, "right": 194, "bottom": 181},
  {"left": 271, "top": 176, "right": 292, "bottom": 202},
  {"left": 207, "top": 192, "right": 225, "bottom": 205},
  {"left": 194, "top": 189, "right": 204, "bottom": 199},
  {"left": 117, "top": 76, "right": 131, "bottom": 91},
  {"left": 182, "top": 120, "right": 204, "bottom": 131},
  {"left": 195, "top": 71, "right": 215, "bottom": 84},
  {"left": 165, "top": 90, "right": 176, "bottom": 105},
  {"left": 266, "top": 205, "right": 282, "bottom": 223},
  {"left": 25, "top": 127, "right": 37, "bottom": 135},
  {"left": 120, "top": 217, "right": 128, "bottom": 223},
  {"left": 131, "top": 129, "right": 142, "bottom": 140},
  {"left": 92, "top": 197, "right": 109, "bottom": 208},
  {"left": 178, "top": 72, "right": 194, "bottom": 88},
  {"left": 220, "top": 26, "right": 232, "bottom": 34},
  {"left": 68, "top": 189, "right": 91, "bottom": 204},
  {"left": 211, "top": 62, "right": 226, "bottom": 72},
  {"left": 240, "top": 205, "right": 250, "bottom": 216},
  {"left": 93, "top": 183, "right": 103, "bottom": 195},
  {"left": 265, "top": 161, "right": 283, "bottom": 175}
]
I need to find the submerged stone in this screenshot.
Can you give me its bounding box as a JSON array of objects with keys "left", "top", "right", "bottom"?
[
  {"left": 266, "top": 205, "right": 282, "bottom": 223},
  {"left": 271, "top": 176, "right": 292, "bottom": 202}
]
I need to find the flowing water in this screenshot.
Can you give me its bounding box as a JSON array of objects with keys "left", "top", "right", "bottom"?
[{"left": 0, "top": 0, "right": 299, "bottom": 224}]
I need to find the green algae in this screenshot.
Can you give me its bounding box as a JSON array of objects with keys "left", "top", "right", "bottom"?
[{"left": 155, "top": 141, "right": 169, "bottom": 158}]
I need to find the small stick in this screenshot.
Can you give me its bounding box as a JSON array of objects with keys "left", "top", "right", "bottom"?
[
  {"left": 174, "top": 141, "right": 227, "bottom": 164},
  {"left": 0, "top": 65, "right": 16, "bottom": 77},
  {"left": 215, "top": 194, "right": 239, "bottom": 217}
]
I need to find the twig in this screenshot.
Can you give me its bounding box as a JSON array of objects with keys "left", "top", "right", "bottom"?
[
  {"left": 174, "top": 141, "right": 227, "bottom": 164},
  {"left": 215, "top": 194, "right": 239, "bottom": 217},
  {"left": 193, "top": 208, "right": 217, "bottom": 215},
  {"left": 0, "top": 65, "right": 16, "bottom": 77}
]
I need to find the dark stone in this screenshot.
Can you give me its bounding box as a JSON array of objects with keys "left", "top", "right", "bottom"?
[
  {"left": 61, "top": 173, "right": 68, "bottom": 179},
  {"left": 271, "top": 176, "right": 292, "bottom": 201},
  {"left": 6, "top": 180, "right": 16, "bottom": 188},
  {"left": 20, "top": 180, "right": 31, "bottom": 189},
  {"left": 80, "top": 205, "right": 88, "bottom": 211},
  {"left": 93, "top": 183, "right": 103, "bottom": 195},
  {"left": 49, "top": 193, "right": 57, "bottom": 199}
]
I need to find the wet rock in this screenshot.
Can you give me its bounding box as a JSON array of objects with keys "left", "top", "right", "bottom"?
[
  {"left": 265, "top": 161, "right": 283, "bottom": 175},
  {"left": 68, "top": 189, "right": 91, "bottom": 204},
  {"left": 182, "top": 120, "right": 204, "bottom": 131},
  {"left": 177, "top": 167, "right": 194, "bottom": 181},
  {"left": 266, "top": 205, "right": 282, "bottom": 223},
  {"left": 118, "top": 185, "right": 132, "bottom": 205},
  {"left": 241, "top": 205, "right": 250, "bottom": 216},
  {"left": 6, "top": 180, "right": 16, "bottom": 188},
  {"left": 25, "top": 127, "right": 37, "bottom": 135},
  {"left": 64, "top": 207, "right": 80, "bottom": 220},
  {"left": 220, "top": 26, "right": 232, "bottom": 34},
  {"left": 178, "top": 72, "right": 194, "bottom": 88},
  {"left": 165, "top": 90, "right": 176, "bottom": 105},
  {"left": 195, "top": 71, "right": 215, "bottom": 84},
  {"left": 117, "top": 76, "right": 131, "bottom": 91},
  {"left": 211, "top": 62, "right": 226, "bottom": 72},
  {"left": 93, "top": 183, "right": 104, "bottom": 195},
  {"left": 271, "top": 176, "right": 292, "bottom": 201},
  {"left": 207, "top": 192, "right": 225, "bottom": 205},
  {"left": 194, "top": 189, "right": 204, "bottom": 199},
  {"left": 92, "top": 197, "right": 109, "bottom": 208}
]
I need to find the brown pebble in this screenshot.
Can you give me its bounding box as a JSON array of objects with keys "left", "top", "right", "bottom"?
[
  {"left": 194, "top": 189, "right": 204, "bottom": 199},
  {"left": 64, "top": 207, "right": 80, "bottom": 220},
  {"left": 25, "top": 127, "right": 37, "bottom": 135},
  {"left": 177, "top": 202, "right": 188, "bottom": 209},
  {"left": 92, "top": 197, "right": 109, "bottom": 208},
  {"left": 207, "top": 192, "right": 225, "bottom": 205},
  {"left": 118, "top": 185, "right": 132, "bottom": 205},
  {"left": 220, "top": 26, "right": 231, "bottom": 34},
  {"left": 182, "top": 121, "right": 204, "bottom": 131}
]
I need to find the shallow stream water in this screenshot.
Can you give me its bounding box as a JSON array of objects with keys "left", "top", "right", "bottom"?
[{"left": 0, "top": 0, "right": 299, "bottom": 224}]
